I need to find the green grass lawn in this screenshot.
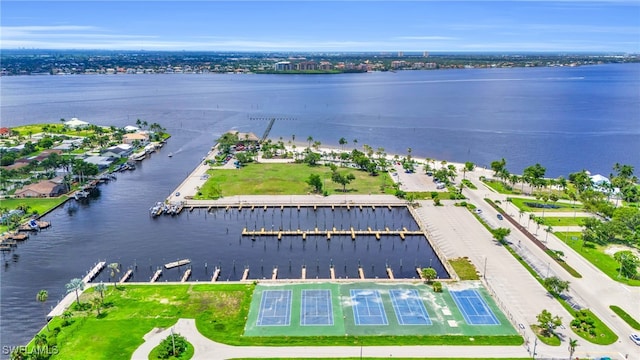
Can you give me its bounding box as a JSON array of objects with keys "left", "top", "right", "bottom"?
[
  {"left": 509, "top": 197, "right": 583, "bottom": 213},
  {"left": 530, "top": 325, "right": 561, "bottom": 346},
  {"left": 482, "top": 180, "right": 521, "bottom": 195},
  {"left": 30, "top": 283, "right": 523, "bottom": 360},
  {"left": 196, "top": 163, "right": 392, "bottom": 198},
  {"left": 610, "top": 305, "right": 640, "bottom": 330},
  {"left": 540, "top": 217, "right": 588, "bottom": 227},
  {"left": 448, "top": 257, "right": 480, "bottom": 280},
  {"left": 148, "top": 339, "right": 193, "bottom": 360},
  {"left": 0, "top": 196, "right": 68, "bottom": 232},
  {"left": 555, "top": 232, "right": 640, "bottom": 286}
]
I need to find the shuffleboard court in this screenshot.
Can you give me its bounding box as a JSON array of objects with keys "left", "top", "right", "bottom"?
[
  {"left": 450, "top": 289, "right": 500, "bottom": 325},
  {"left": 257, "top": 290, "right": 292, "bottom": 326},
  {"left": 351, "top": 289, "right": 388, "bottom": 326},
  {"left": 389, "top": 289, "right": 432, "bottom": 325},
  {"left": 300, "top": 289, "right": 334, "bottom": 326}
]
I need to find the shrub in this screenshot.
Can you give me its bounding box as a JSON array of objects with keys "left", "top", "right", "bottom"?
[{"left": 158, "top": 333, "right": 188, "bottom": 359}]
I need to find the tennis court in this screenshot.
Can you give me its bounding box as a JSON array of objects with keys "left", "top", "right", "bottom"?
[
  {"left": 300, "top": 289, "right": 334, "bottom": 326},
  {"left": 449, "top": 289, "right": 500, "bottom": 325},
  {"left": 389, "top": 289, "right": 432, "bottom": 325},
  {"left": 351, "top": 289, "right": 389, "bottom": 325},
  {"left": 257, "top": 290, "right": 292, "bottom": 326}
]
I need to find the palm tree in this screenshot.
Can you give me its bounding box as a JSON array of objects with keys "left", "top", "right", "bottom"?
[
  {"left": 66, "top": 278, "right": 85, "bottom": 306},
  {"left": 339, "top": 137, "right": 347, "bottom": 152},
  {"left": 91, "top": 296, "right": 102, "bottom": 317},
  {"left": 306, "top": 136, "right": 313, "bottom": 149},
  {"left": 568, "top": 338, "right": 578, "bottom": 359},
  {"left": 94, "top": 282, "right": 107, "bottom": 301},
  {"left": 36, "top": 290, "right": 50, "bottom": 331},
  {"left": 33, "top": 333, "right": 48, "bottom": 351},
  {"left": 108, "top": 262, "right": 120, "bottom": 288},
  {"left": 544, "top": 226, "right": 553, "bottom": 243}
]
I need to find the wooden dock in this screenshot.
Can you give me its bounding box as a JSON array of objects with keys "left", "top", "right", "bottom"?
[
  {"left": 301, "top": 266, "right": 306, "bottom": 279},
  {"left": 164, "top": 259, "right": 190, "bottom": 269},
  {"left": 330, "top": 266, "right": 335, "bottom": 280},
  {"left": 150, "top": 269, "right": 162, "bottom": 283},
  {"left": 181, "top": 269, "right": 191, "bottom": 282},
  {"left": 82, "top": 261, "right": 106, "bottom": 284},
  {"left": 242, "top": 228, "right": 421, "bottom": 238},
  {"left": 416, "top": 267, "right": 425, "bottom": 280},
  {"left": 211, "top": 268, "right": 220, "bottom": 282},
  {"left": 386, "top": 267, "right": 395, "bottom": 279},
  {"left": 358, "top": 267, "right": 365, "bottom": 279},
  {"left": 241, "top": 268, "right": 250, "bottom": 281},
  {"left": 119, "top": 269, "right": 133, "bottom": 284},
  {"left": 271, "top": 267, "right": 278, "bottom": 280}
]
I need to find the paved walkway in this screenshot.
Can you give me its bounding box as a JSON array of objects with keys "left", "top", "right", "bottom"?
[{"left": 131, "top": 318, "right": 530, "bottom": 360}]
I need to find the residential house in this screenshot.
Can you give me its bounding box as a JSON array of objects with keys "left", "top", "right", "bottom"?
[
  {"left": 0, "top": 127, "right": 10, "bottom": 137},
  {"left": 14, "top": 177, "right": 67, "bottom": 198},
  {"left": 83, "top": 156, "right": 114, "bottom": 170},
  {"left": 122, "top": 133, "right": 149, "bottom": 145},
  {"left": 101, "top": 144, "right": 133, "bottom": 159},
  {"left": 64, "top": 117, "right": 90, "bottom": 129}
]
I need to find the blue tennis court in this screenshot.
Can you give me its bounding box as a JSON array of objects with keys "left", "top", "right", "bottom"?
[
  {"left": 389, "top": 289, "right": 432, "bottom": 325},
  {"left": 450, "top": 289, "right": 500, "bottom": 325},
  {"left": 301, "top": 289, "right": 334, "bottom": 326},
  {"left": 351, "top": 290, "right": 388, "bottom": 326},
  {"left": 257, "top": 290, "right": 292, "bottom": 326}
]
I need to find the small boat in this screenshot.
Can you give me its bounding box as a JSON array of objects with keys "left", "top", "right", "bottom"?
[
  {"left": 168, "top": 152, "right": 173, "bottom": 158},
  {"left": 74, "top": 190, "right": 89, "bottom": 200}
]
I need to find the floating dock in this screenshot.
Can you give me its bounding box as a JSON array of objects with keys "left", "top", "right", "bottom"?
[
  {"left": 271, "top": 267, "right": 278, "bottom": 280},
  {"left": 416, "top": 267, "right": 425, "bottom": 280},
  {"left": 241, "top": 268, "right": 250, "bottom": 281},
  {"left": 164, "top": 259, "right": 191, "bottom": 269},
  {"left": 150, "top": 269, "right": 162, "bottom": 283},
  {"left": 330, "top": 266, "right": 336, "bottom": 280},
  {"left": 119, "top": 269, "right": 133, "bottom": 284},
  {"left": 82, "top": 261, "right": 106, "bottom": 284},
  {"left": 181, "top": 269, "right": 191, "bottom": 282},
  {"left": 242, "top": 229, "right": 422, "bottom": 238},
  {"left": 301, "top": 266, "right": 306, "bottom": 280}
]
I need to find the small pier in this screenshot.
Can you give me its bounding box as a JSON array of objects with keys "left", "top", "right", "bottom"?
[
  {"left": 386, "top": 267, "right": 395, "bottom": 279},
  {"left": 416, "top": 268, "right": 425, "bottom": 280},
  {"left": 271, "top": 267, "right": 278, "bottom": 280},
  {"left": 330, "top": 266, "right": 336, "bottom": 280},
  {"left": 181, "top": 269, "right": 191, "bottom": 282},
  {"left": 82, "top": 261, "right": 106, "bottom": 284},
  {"left": 164, "top": 259, "right": 190, "bottom": 269},
  {"left": 241, "top": 268, "right": 250, "bottom": 281},
  {"left": 119, "top": 269, "right": 133, "bottom": 284},
  {"left": 211, "top": 267, "right": 220, "bottom": 282},
  {"left": 358, "top": 267, "right": 365, "bottom": 279},
  {"left": 150, "top": 269, "right": 162, "bottom": 283},
  {"left": 301, "top": 266, "right": 306, "bottom": 279}
]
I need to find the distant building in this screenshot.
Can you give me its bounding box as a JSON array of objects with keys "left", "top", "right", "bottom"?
[
  {"left": 83, "top": 156, "right": 114, "bottom": 170},
  {"left": 64, "top": 117, "right": 90, "bottom": 129},
  {"left": 274, "top": 61, "right": 291, "bottom": 71},
  {"left": 15, "top": 178, "right": 67, "bottom": 198},
  {"left": 0, "top": 127, "right": 10, "bottom": 137}
]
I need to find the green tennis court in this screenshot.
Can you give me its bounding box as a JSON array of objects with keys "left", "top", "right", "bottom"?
[{"left": 243, "top": 281, "right": 517, "bottom": 337}]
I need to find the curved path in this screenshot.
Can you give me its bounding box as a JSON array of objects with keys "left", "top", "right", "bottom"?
[{"left": 131, "top": 318, "right": 530, "bottom": 360}]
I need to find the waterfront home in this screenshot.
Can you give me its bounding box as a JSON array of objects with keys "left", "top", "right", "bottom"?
[
  {"left": 0, "top": 127, "right": 10, "bottom": 137},
  {"left": 14, "top": 177, "right": 66, "bottom": 198},
  {"left": 101, "top": 144, "right": 133, "bottom": 159},
  {"left": 83, "top": 156, "right": 114, "bottom": 171},
  {"left": 52, "top": 138, "right": 84, "bottom": 151},
  {"left": 122, "top": 132, "right": 149, "bottom": 145},
  {"left": 123, "top": 125, "right": 140, "bottom": 133},
  {"left": 64, "top": 117, "right": 90, "bottom": 129}
]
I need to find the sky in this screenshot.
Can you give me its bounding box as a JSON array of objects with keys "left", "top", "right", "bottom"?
[{"left": 1, "top": 1, "right": 639, "bottom": 53}]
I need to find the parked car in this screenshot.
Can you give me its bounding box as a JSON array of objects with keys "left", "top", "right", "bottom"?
[
  {"left": 474, "top": 209, "right": 482, "bottom": 214},
  {"left": 497, "top": 214, "right": 503, "bottom": 220},
  {"left": 630, "top": 333, "right": 640, "bottom": 345}
]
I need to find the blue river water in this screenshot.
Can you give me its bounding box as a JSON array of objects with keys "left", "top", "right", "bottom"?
[{"left": 0, "top": 64, "right": 638, "bottom": 350}]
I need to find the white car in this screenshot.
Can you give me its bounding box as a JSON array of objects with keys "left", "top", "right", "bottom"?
[
  {"left": 474, "top": 209, "right": 482, "bottom": 214},
  {"left": 630, "top": 333, "right": 640, "bottom": 345}
]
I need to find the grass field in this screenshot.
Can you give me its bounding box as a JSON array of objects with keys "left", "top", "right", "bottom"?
[
  {"left": 555, "top": 232, "right": 640, "bottom": 286},
  {"left": 540, "top": 217, "right": 588, "bottom": 227},
  {"left": 196, "top": 163, "right": 392, "bottom": 198},
  {"left": 610, "top": 305, "right": 640, "bottom": 330},
  {"left": 482, "top": 180, "right": 522, "bottom": 195},
  {"left": 509, "top": 197, "right": 582, "bottom": 213}
]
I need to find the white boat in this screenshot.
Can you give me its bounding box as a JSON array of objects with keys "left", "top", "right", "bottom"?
[
  {"left": 74, "top": 190, "right": 89, "bottom": 200},
  {"left": 168, "top": 152, "right": 173, "bottom": 158}
]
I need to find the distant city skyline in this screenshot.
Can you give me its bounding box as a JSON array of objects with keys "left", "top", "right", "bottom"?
[{"left": 1, "top": 1, "right": 639, "bottom": 53}]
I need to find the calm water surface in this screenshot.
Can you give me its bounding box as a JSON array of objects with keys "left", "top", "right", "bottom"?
[{"left": 1, "top": 64, "right": 639, "bottom": 349}]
